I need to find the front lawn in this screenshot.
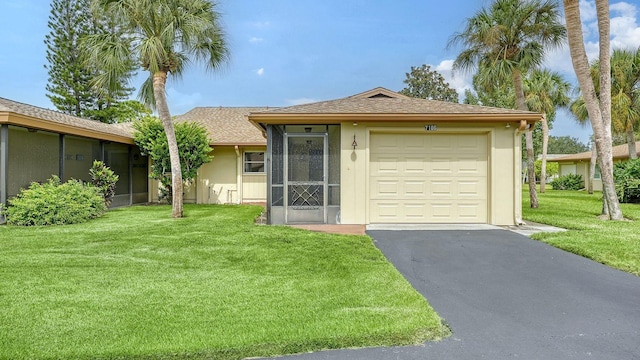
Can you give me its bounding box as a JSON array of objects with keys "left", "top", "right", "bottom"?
[
  {"left": 523, "top": 190, "right": 640, "bottom": 276},
  {"left": 0, "top": 205, "right": 447, "bottom": 360}
]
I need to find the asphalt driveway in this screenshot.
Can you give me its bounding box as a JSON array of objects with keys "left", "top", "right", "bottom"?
[{"left": 267, "top": 229, "right": 640, "bottom": 360}]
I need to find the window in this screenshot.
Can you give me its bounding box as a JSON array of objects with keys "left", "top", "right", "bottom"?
[
  {"left": 244, "top": 152, "right": 265, "bottom": 173},
  {"left": 594, "top": 165, "right": 601, "bottom": 179}
]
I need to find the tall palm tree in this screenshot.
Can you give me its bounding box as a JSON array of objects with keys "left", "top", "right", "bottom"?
[
  {"left": 523, "top": 69, "right": 571, "bottom": 192},
  {"left": 449, "top": 0, "right": 566, "bottom": 208},
  {"left": 563, "top": 0, "right": 623, "bottom": 220},
  {"left": 86, "top": 0, "right": 228, "bottom": 217}
]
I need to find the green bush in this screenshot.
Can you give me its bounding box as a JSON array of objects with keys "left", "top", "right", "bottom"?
[
  {"left": 614, "top": 159, "right": 640, "bottom": 203},
  {"left": 549, "top": 174, "right": 584, "bottom": 190},
  {"left": 4, "top": 176, "right": 107, "bottom": 226},
  {"left": 90, "top": 160, "right": 119, "bottom": 206}
]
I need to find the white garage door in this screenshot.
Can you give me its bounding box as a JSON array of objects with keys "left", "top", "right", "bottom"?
[{"left": 369, "top": 133, "right": 488, "bottom": 223}]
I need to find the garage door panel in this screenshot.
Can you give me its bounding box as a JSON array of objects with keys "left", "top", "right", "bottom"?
[{"left": 370, "top": 133, "right": 488, "bottom": 223}]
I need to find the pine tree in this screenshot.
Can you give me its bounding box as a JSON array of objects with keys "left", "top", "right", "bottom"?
[
  {"left": 44, "top": 0, "right": 96, "bottom": 117},
  {"left": 44, "top": 0, "right": 135, "bottom": 122}
]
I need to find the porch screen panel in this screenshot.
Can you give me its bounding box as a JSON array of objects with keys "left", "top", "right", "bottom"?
[
  {"left": 271, "top": 125, "right": 284, "bottom": 207},
  {"left": 64, "top": 136, "right": 101, "bottom": 182},
  {"left": 104, "top": 143, "right": 130, "bottom": 207},
  {"left": 7, "top": 126, "right": 59, "bottom": 197},
  {"left": 132, "top": 147, "right": 149, "bottom": 204}
]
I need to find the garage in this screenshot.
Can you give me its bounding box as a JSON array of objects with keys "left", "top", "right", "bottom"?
[
  {"left": 251, "top": 86, "right": 542, "bottom": 226},
  {"left": 369, "top": 133, "right": 488, "bottom": 223}
]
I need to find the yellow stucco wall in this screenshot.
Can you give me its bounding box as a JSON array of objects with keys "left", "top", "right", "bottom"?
[
  {"left": 339, "top": 121, "right": 522, "bottom": 226},
  {"left": 148, "top": 146, "right": 267, "bottom": 204},
  {"left": 558, "top": 161, "right": 602, "bottom": 191}
]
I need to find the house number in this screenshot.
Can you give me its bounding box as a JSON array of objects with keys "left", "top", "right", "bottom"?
[{"left": 425, "top": 124, "right": 437, "bottom": 131}]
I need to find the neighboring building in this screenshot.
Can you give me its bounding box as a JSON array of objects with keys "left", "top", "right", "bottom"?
[
  {"left": 0, "top": 97, "right": 149, "bottom": 209},
  {"left": 250, "top": 87, "right": 542, "bottom": 226},
  {"left": 549, "top": 142, "right": 640, "bottom": 191},
  {"left": 0, "top": 98, "right": 269, "bottom": 213}
]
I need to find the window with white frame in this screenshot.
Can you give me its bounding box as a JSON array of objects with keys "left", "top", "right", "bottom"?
[{"left": 244, "top": 152, "right": 265, "bottom": 173}]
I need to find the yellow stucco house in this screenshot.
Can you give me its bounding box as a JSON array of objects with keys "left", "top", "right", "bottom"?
[
  {"left": 249, "top": 87, "right": 542, "bottom": 226},
  {"left": 2, "top": 87, "right": 542, "bottom": 227},
  {"left": 550, "top": 141, "right": 640, "bottom": 192}
]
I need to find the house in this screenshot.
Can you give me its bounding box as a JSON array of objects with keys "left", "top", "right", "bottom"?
[
  {"left": 549, "top": 141, "right": 640, "bottom": 191},
  {"left": 0, "top": 97, "right": 149, "bottom": 209},
  {"left": 249, "top": 87, "right": 542, "bottom": 226},
  {"left": 0, "top": 98, "right": 269, "bottom": 215}
]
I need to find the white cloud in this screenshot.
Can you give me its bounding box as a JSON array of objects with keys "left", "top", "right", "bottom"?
[
  {"left": 611, "top": 2, "right": 640, "bottom": 49},
  {"left": 256, "top": 68, "right": 265, "bottom": 76},
  {"left": 433, "top": 59, "right": 473, "bottom": 100},
  {"left": 249, "top": 37, "right": 264, "bottom": 43},
  {"left": 285, "top": 98, "right": 318, "bottom": 106}
]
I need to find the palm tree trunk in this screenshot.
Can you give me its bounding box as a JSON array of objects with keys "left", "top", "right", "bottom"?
[
  {"left": 540, "top": 116, "right": 549, "bottom": 193},
  {"left": 513, "top": 69, "right": 539, "bottom": 208},
  {"left": 588, "top": 142, "right": 596, "bottom": 194},
  {"left": 564, "top": 0, "right": 623, "bottom": 220},
  {"left": 152, "top": 71, "right": 184, "bottom": 218},
  {"left": 627, "top": 128, "right": 637, "bottom": 159}
]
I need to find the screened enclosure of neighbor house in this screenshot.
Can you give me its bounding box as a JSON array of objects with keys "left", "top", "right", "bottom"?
[
  {"left": 1, "top": 125, "right": 148, "bottom": 208},
  {"left": 266, "top": 125, "right": 340, "bottom": 224}
]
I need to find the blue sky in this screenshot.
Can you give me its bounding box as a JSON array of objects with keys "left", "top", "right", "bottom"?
[{"left": 1, "top": 0, "right": 640, "bottom": 144}]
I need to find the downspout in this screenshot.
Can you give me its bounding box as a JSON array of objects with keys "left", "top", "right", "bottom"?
[
  {"left": 235, "top": 145, "right": 242, "bottom": 204},
  {"left": 514, "top": 120, "right": 530, "bottom": 225}
]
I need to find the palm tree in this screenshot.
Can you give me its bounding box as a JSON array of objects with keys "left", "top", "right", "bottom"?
[
  {"left": 563, "top": 0, "right": 623, "bottom": 220},
  {"left": 610, "top": 48, "right": 640, "bottom": 159},
  {"left": 523, "top": 69, "right": 571, "bottom": 192},
  {"left": 449, "top": 0, "right": 566, "bottom": 209},
  {"left": 570, "top": 48, "right": 640, "bottom": 159},
  {"left": 86, "top": 0, "right": 228, "bottom": 217}
]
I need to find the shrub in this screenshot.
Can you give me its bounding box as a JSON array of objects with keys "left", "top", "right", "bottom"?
[
  {"left": 614, "top": 159, "right": 640, "bottom": 203},
  {"left": 549, "top": 174, "right": 584, "bottom": 190},
  {"left": 90, "top": 160, "right": 119, "bottom": 206},
  {"left": 4, "top": 176, "right": 107, "bottom": 226}
]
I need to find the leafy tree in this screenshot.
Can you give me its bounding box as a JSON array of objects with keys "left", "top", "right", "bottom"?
[
  {"left": 87, "top": 0, "right": 228, "bottom": 218},
  {"left": 450, "top": 0, "right": 566, "bottom": 208},
  {"left": 133, "top": 116, "right": 212, "bottom": 203},
  {"left": 399, "top": 64, "right": 459, "bottom": 102},
  {"left": 564, "top": 0, "right": 623, "bottom": 220},
  {"left": 547, "top": 136, "right": 590, "bottom": 154},
  {"left": 535, "top": 159, "right": 558, "bottom": 179},
  {"left": 44, "top": 0, "right": 135, "bottom": 122},
  {"left": 84, "top": 100, "right": 151, "bottom": 123},
  {"left": 523, "top": 69, "right": 571, "bottom": 192}
]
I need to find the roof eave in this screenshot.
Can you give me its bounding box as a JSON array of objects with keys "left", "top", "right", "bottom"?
[
  {"left": 210, "top": 141, "right": 266, "bottom": 147},
  {"left": 0, "top": 112, "right": 134, "bottom": 144}
]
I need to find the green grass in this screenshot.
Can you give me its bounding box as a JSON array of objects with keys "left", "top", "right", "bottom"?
[
  {"left": 523, "top": 190, "right": 640, "bottom": 276},
  {"left": 0, "top": 205, "right": 447, "bottom": 360}
]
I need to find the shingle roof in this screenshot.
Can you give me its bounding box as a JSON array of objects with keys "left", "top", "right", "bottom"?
[
  {"left": 551, "top": 141, "right": 640, "bottom": 162},
  {"left": 175, "top": 107, "right": 269, "bottom": 145},
  {"left": 249, "top": 87, "right": 542, "bottom": 124},
  {"left": 254, "top": 97, "right": 538, "bottom": 115},
  {"left": 0, "top": 97, "right": 133, "bottom": 141}
]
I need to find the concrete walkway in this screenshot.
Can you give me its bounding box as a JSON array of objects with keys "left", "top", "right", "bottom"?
[{"left": 263, "top": 229, "right": 640, "bottom": 359}]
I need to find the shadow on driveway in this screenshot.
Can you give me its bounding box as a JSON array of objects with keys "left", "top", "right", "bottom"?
[{"left": 266, "top": 230, "right": 640, "bottom": 360}]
